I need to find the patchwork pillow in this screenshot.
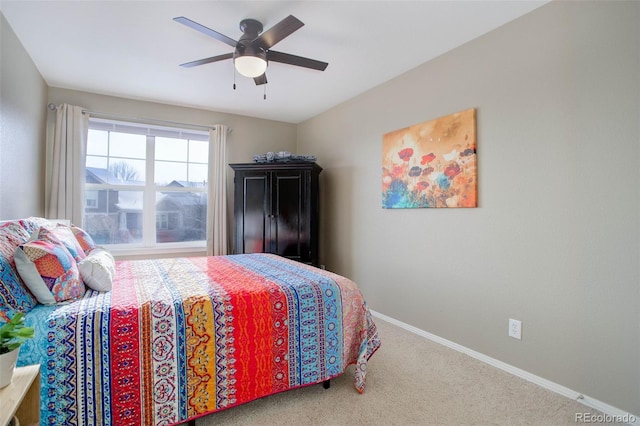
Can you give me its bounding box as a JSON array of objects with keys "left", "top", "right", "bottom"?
[
  {"left": 77, "top": 247, "right": 115, "bottom": 292},
  {"left": 0, "top": 222, "right": 37, "bottom": 321},
  {"left": 14, "top": 237, "right": 85, "bottom": 305},
  {"left": 70, "top": 225, "right": 97, "bottom": 255},
  {"left": 22, "top": 216, "right": 56, "bottom": 236},
  {"left": 39, "top": 225, "right": 86, "bottom": 262}
]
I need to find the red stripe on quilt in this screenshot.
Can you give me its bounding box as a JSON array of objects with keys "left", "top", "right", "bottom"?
[
  {"left": 268, "top": 279, "right": 290, "bottom": 392},
  {"left": 109, "top": 261, "right": 142, "bottom": 425},
  {"left": 202, "top": 257, "right": 285, "bottom": 403}
]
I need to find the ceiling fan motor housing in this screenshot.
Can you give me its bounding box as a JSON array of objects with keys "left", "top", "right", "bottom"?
[
  {"left": 236, "top": 19, "right": 266, "bottom": 59},
  {"left": 234, "top": 19, "right": 267, "bottom": 77},
  {"left": 175, "top": 14, "right": 328, "bottom": 83}
]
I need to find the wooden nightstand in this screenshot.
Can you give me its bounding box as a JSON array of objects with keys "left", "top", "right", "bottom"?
[{"left": 0, "top": 364, "right": 40, "bottom": 426}]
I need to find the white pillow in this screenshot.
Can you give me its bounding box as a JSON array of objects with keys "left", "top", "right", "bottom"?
[{"left": 77, "top": 247, "right": 115, "bottom": 292}]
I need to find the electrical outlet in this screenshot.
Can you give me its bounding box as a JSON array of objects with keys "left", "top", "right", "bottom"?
[{"left": 509, "top": 319, "right": 522, "bottom": 340}]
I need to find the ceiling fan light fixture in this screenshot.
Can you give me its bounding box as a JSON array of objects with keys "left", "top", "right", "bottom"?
[
  {"left": 234, "top": 48, "right": 267, "bottom": 78},
  {"left": 175, "top": 15, "right": 328, "bottom": 86}
]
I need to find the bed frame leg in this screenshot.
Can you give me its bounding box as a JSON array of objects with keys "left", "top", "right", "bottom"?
[
  {"left": 187, "top": 420, "right": 196, "bottom": 426},
  {"left": 323, "top": 379, "right": 330, "bottom": 389}
]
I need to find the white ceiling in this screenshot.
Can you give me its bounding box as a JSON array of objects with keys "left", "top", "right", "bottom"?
[{"left": 1, "top": 1, "right": 548, "bottom": 124}]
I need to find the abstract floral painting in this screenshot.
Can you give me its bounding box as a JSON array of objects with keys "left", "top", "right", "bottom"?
[{"left": 382, "top": 108, "right": 477, "bottom": 208}]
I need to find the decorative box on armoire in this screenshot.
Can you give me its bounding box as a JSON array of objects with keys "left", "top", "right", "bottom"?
[{"left": 230, "top": 162, "right": 322, "bottom": 266}]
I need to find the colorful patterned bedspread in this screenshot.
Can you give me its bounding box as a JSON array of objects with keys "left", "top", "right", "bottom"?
[{"left": 18, "top": 253, "right": 381, "bottom": 426}]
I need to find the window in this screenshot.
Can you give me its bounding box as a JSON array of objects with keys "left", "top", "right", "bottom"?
[
  {"left": 85, "top": 190, "right": 98, "bottom": 208},
  {"left": 84, "top": 118, "right": 209, "bottom": 252}
]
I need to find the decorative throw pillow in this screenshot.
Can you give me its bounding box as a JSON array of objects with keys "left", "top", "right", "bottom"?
[
  {"left": 0, "top": 222, "right": 37, "bottom": 321},
  {"left": 14, "top": 237, "right": 85, "bottom": 305},
  {"left": 70, "top": 225, "right": 97, "bottom": 255},
  {"left": 22, "top": 216, "right": 56, "bottom": 236},
  {"left": 77, "top": 247, "right": 115, "bottom": 292},
  {"left": 39, "top": 225, "right": 86, "bottom": 262}
]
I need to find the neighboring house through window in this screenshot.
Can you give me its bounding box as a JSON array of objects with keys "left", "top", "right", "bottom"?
[{"left": 84, "top": 118, "right": 209, "bottom": 253}]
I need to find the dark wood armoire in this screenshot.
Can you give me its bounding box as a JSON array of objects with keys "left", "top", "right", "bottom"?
[{"left": 230, "top": 162, "right": 322, "bottom": 266}]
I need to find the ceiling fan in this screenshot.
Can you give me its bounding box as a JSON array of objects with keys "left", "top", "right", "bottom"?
[{"left": 174, "top": 15, "right": 328, "bottom": 86}]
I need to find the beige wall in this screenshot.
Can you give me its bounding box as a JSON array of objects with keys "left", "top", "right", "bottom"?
[
  {"left": 298, "top": 1, "right": 639, "bottom": 416},
  {"left": 0, "top": 13, "right": 47, "bottom": 219}
]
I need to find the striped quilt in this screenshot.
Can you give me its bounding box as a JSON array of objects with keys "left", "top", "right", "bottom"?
[{"left": 18, "top": 253, "right": 380, "bottom": 425}]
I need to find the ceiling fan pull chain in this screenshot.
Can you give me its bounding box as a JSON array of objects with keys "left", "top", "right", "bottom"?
[
  {"left": 233, "top": 67, "right": 237, "bottom": 90},
  {"left": 264, "top": 84, "right": 267, "bottom": 100}
]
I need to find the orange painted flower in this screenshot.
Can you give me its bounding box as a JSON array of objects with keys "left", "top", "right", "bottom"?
[
  {"left": 392, "top": 165, "right": 405, "bottom": 179},
  {"left": 421, "top": 153, "right": 436, "bottom": 165},
  {"left": 416, "top": 181, "right": 429, "bottom": 191}
]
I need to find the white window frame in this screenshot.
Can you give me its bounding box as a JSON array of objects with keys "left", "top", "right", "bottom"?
[{"left": 86, "top": 118, "right": 209, "bottom": 256}]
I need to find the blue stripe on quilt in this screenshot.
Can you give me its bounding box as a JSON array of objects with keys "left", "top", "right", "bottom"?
[
  {"left": 78, "top": 293, "right": 96, "bottom": 426},
  {"left": 76, "top": 290, "right": 112, "bottom": 426},
  {"left": 17, "top": 304, "right": 57, "bottom": 424},
  {"left": 99, "top": 293, "right": 112, "bottom": 426},
  {"left": 46, "top": 301, "right": 81, "bottom": 425},
  {"left": 202, "top": 274, "right": 233, "bottom": 409}
]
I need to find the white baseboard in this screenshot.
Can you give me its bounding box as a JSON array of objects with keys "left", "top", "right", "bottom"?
[{"left": 370, "top": 310, "right": 639, "bottom": 426}]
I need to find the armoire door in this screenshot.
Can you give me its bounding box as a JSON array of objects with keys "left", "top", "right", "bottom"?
[
  {"left": 271, "top": 169, "right": 309, "bottom": 262},
  {"left": 236, "top": 171, "right": 269, "bottom": 254}
]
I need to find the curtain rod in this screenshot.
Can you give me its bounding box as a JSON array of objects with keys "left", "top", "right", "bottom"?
[{"left": 47, "top": 103, "right": 230, "bottom": 132}]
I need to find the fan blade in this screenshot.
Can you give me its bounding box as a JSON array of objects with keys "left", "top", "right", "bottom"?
[
  {"left": 267, "top": 50, "right": 328, "bottom": 71},
  {"left": 174, "top": 16, "right": 238, "bottom": 48},
  {"left": 254, "top": 74, "right": 268, "bottom": 86},
  {"left": 253, "top": 15, "right": 304, "bottom": 50},
  {"left": 179, "top": 53, "right": 234, "bottom": 68}
]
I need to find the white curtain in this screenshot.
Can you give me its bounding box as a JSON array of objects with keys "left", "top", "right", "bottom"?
[
  {"left": 46, "top": 104, "right": 88, "bottom": 226},
  {"left": 207, "top": 125, "right": 229, "bottom": 256}
]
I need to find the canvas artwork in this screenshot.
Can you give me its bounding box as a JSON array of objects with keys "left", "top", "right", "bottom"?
[{"left": 382, "top": 108, "right": 477, "bottom": 208}]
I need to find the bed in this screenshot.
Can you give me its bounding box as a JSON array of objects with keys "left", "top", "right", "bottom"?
[{"left": 1, "top": 218, "right": 380, "bottom": 426}]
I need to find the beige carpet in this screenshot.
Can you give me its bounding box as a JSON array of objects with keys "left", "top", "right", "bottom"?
[{"left": 195, "top": 317, "right": 605, "bottom": 425}]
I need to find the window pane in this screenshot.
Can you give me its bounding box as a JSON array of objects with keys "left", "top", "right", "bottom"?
[
  {"left": 109, "top": 132, "right": 146, "bottom": 159},
  {"left": 189, "top": 140, "right": 208, "bottom": 163},
  {"left": 108, "top": 158, "right": 145, "bottom": 185},
  {"left": 156, "top": 191, "right": 207, "bottom": 243},
  {"left": 156, "top": 137, "right": 187, "bottom": 162},
  {"left": 84, "top": 190, "right": 143, "bottom": 245},
  {"left": 155, "top": 161, "right": 187, "bottom": 185},
  {"left": 87, "top": 129, "right": 108, "bottom": 156},
  {"left": 86, "top": 156, "right": 108, "bottom": 169},
  {"left": 188, "top": 163, "right": 208, "bottom": 185}
]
